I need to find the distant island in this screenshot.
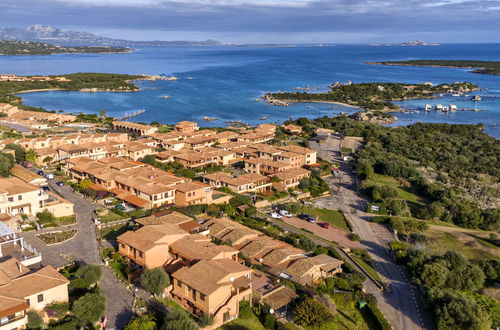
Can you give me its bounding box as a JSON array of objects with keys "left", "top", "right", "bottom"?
[
  {"left": 0, "top": 25, "right": 228, "bottom": 46},
  {"left": 369, "top": 40, "right": 439, "bottom": 46},
  {"left": 368, "top": 60, "right": 500, "bottom": 75},
  {"left": 264, "top": 81, "right": 477, "bottom": 110},
  {"left": 0, "top": 40, "right": 130, "bottom": 55}
]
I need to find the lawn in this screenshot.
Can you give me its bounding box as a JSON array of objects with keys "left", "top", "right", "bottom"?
[
  {"left": 57, "top": 215, "right": 76, "bottom": 226},
  {"left": 98, "top": 224, "right": 129, "bottom": 241},
  {"left": 424, "top": 230, "right": 498, "bottom": 261},
  {"left": 219, "top": 311, "right": 265, "bottom": 330},
  {"left": 362, "top": 174, "right": 428, "bottom": 210},
  {"left": 306, "top": 208, "right": 350, "bottom": 231},
  {"left": 309, "top": 293, "right": 371, "bottom": 330},
  {"left": 98, "top": 211, "right": 126, "bottom": 223},
  {"left": 350, "top": 255, "right": 382, "bottom": 283},
  {"left": 159, "top": 297, "right": 186, "bottom": 312}
]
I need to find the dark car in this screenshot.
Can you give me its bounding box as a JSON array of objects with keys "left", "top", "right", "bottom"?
[
  {"left": 41, "top": 186, "right": 50, "bottom": 191},
  {"left": 56, "top": 181, "right": 64, "bottom": 187},
  {"left": 37, "top": 170, "right": 44, "bottom": 176}
]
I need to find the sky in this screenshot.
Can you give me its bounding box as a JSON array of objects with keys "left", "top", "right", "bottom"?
[{"left": 1, "top": 0, "right": 499, "bottom": 43}]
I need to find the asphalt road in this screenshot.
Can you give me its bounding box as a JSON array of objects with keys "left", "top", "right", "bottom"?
[
  {"left": 21, "top": 173, "right": 134, "bottom": 329},
  {"left": 309, "top": 136, "right": 433, "bottom": 330}
]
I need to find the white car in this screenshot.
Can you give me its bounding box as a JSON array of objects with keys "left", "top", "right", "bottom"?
[
  {"left": 279, "top": 209, "right": 292, "bottom": 217},
  {"left": 269, "top": 212, "right": 282, "bottom": 219}
]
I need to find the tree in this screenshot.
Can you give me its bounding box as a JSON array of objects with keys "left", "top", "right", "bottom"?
[
  {"left": 197, "top": 313, "right": 214, "bottom": 327},
  {"left": 0, "top": 152, "right": 14, "bottom": 177},
  {"left": 479, "top": 259, "right": 500, "bottom": 281},
  {"left": 99, "top": 109, "right": 107, "bottom": 121},
  {"left": 27, "top": 310, "right": 44, "bottom": 329},
  {"left": 26, "top": 149, "right": 37, "bottom": 163},
  {"left": 124, "top": 314, "right": 156, "bottom": 330},
  {"left": 433, "top": 291, "right": 491, "bottom": 330},
  {"left": 5, "top": 143, "right": 25, "bottom": 163},
  {"left": 421, "top": 262, "right": 449, "bottom": 287},
  {"left": 162, "top": 310, "right": 199, "bottom": 330},
  {"left": 357, "top": 158, "right": 374, "bottom": 179},
  {"left": 141, "top": 267, "right": 170, "bottom": 297},
  {"left": 76, "top": 264, "right": 102, "bottom": 286},
  {"left": 293, "top": 298, "right": 333, "bottom": 327},
  {"left": 78, "top": 179, "right": 93, "bottom": 190},
  {"left": 72, "top": 292, "right": 106, "bottom": 325},
  {"left": 142, "top": 154, "right": 156, "bottom": 165}
]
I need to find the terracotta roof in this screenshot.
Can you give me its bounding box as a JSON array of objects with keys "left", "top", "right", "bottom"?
[
  {"left": 282, "top": 254, "right": 343, "bottom": 282},
  {"left": 261, "top": 247, "right": 305, "bottom": 267},
  {"left": 116, "top": 194, "right": 150, "bottom": 208},
  {"left": 174, "top": 181, "right": 210, "bottom": 193},
  {"left": 117, "top": 224, "right": 187, "bottom": 252},
  {"left": 172, "top": 259, "right": 251, "bottom": 295},
  {"left": 135, "top": 211, "right": 192, "bottom": 226},
  {"left": 0, "top": 177, "right": 39, "bottom": 195},
  {"left": 277, "top": 145, "right": 316, "bottom": 155},
  {"left": 11, "top": 165, "right": 46, "bottom": 184},
  {"left": 261, "top": 286, "right": 298, "bottom": 310},
  {"left": 170, "top": 236, "right": 238, "bottom": 261}
]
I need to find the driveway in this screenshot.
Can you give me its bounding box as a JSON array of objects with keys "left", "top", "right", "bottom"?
[
  {"left": 20, "top": 178, "right": 134, "bottom": 329},
  {"left": 281, "top": 216, "right": 361, "bottom": 249},
  {"left": 310, "top": 136, "right": 433, "bottom": 330}
]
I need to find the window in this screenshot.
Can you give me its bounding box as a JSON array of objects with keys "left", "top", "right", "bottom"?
[
  {"left": 18, "top": 195, "right": 22, "bottom": 201},
  {"left": 26, "top": 298, "right": 30, "bottom": 306},
  {"left": 177, "top": 280, "right": 182, "bottom": 288},
  {"left": 8, "top": 197, "right": 13, "bottom": 202},
  {"left": 37, "top": 294, "right": 44, "bottom": 303},
  {"left": 200, "top": 293, "right": 206, "bottom": 301},
  {"left": 139, "top": 251, "right": 143, "bottom": 258}
]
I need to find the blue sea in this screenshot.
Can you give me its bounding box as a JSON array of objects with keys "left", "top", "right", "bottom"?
[{"left": 1, "top": 44, "right": 499, "bottom": 137}]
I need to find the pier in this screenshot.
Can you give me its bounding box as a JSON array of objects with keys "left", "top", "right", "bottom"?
[{"left": 118, "top": 109, "right": 146, "bottom": 120}]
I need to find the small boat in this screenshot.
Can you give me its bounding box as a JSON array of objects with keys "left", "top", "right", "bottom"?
[
  {"left": 260, "top": 116, "right": 268, "bottom": 120},
  {"left": 306, "top": 106, "right": 313, "bottom": 110},
  {"left": 160, "top": 95, "right": 169, "bottom": 99},
  {"left": 424, "top": 104, "right": 432, "bottom": 111},
  {"left": 471, "top": 95, "right": 482, "bottom": 101},
  {"left": 186, "top": 77, "right": 195, "bottom": 80},
  {"left": 451, "top": 92, "right": 463, "bottom": 97},
  {"left": 203, "top": 116, "right": 217, "bottom": 121}
]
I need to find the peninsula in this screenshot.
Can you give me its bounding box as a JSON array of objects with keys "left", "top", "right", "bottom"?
[
  {"left": 264, "top": 81, "right": 478, "bottom": 110},
  {"left": 0, "top": 72, "right": 146, "bottom": 110},
  {"left": 368, "top": 60, "right": 500, "bottom": 75},
  {"left": 0, "top": 40, "right": 130, "bottom": 55}
]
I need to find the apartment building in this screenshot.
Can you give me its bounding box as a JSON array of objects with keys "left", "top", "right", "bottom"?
[
  {"left": 271, "top": 168, "right": 311, "bottom": 191},
  {"left": 277, "top": 145, "right": 317, "bottom": 165},
  {"left": 0, "top": 258, "right": 69, "bottom": 330},
  {"left": 282, "top": 124, "right": 303, "bottom": 135},
  {"left": 174, "top": 121, "right": 199, "bottom": 133},
  {"left": 173, "top": 181, "right": 214, "bottom": 207},
  {"left": 171, "top": 259, "right": 252, "bottom": 325},
  {"left": 202, "top": 172, "right": 271, "bottom": 194},
  {"left": 0, "top": 177, "right": 48, "bottom": 216},
  {"left": 244, "top": 158, "right": 292, "bottom": 175},
  {"left": 112, "top": 121, "right": 158, "bottom": 136},
  {"left": 117, "top": 224, "right": 189, "bottom": 269}
]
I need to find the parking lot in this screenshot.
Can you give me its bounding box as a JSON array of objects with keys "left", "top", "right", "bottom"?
[{"left": 279, "top": 214, "right": 362, "bottom": 249}]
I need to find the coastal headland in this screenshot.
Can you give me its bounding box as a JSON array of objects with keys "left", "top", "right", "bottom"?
[
  {"left": 367, "top": 60, "right": 500, "bottom": 75},
  {"left": 0, "top": 73, "right": 175, "bottom": 112}
]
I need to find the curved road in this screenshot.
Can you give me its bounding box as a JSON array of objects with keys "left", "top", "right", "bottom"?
[{"left": 310, "top": 136, "right": 433, "bottom": 330}]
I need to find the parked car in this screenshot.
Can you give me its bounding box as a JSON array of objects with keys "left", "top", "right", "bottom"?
[
  {"left": 37, "top": 170, "right": 44, "bottom": 176},
  {"left": 319, "top": 222, "right": 330, "bottom": 229},
  {"left": 45, "top": 173, "right": 54, "bottom": 180},
  {"left": 269, "top": 212, "right": 282, "bottom": 219},
  {"left": 41, "top": 186, "right": 50, "bottom": 192},
  {"left": 298, "top": 214, "right": 309, "bottom": 220},
  {"left": 55, "top": 181, "right": 64, "bottom": 186},
  {"left": 22, "top": 161, "right": 32, "bottom": 168},
  {"left": 279, "top": 209, "right": 292, "bottom": 217}
]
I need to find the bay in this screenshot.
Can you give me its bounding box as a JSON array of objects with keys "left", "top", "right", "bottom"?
[{"left": 1, "top": 44, "right": 498, "bottom": 137}]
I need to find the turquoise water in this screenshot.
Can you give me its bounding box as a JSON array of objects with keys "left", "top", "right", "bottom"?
[{"left": 1, "top": 44, "right": 499, "bottom": 137}]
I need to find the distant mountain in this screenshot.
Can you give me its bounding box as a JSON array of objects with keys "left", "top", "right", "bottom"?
[{"left": 0, "top": 25, "right": 228, "bottom": 46}]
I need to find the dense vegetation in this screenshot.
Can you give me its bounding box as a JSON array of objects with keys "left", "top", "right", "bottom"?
[
  {"left": 0, "top": 72, "right": 142, "bottom": 111},
  {"left": 289, "top": 116, "right": 500, "bottom": 230},
  {"left": 266, "top": 81, "right": 477, "bottom": 110},
  {"left": 0, "top": 40, "right": 129, "bottom": 55},
  {"left": 372, "top": 60, "right": 500, "bottom": 75}
]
